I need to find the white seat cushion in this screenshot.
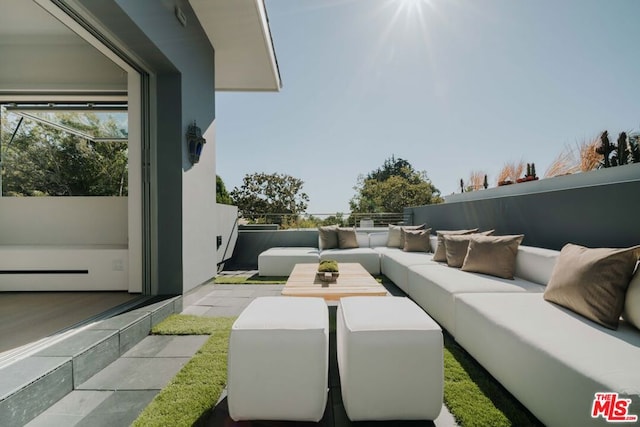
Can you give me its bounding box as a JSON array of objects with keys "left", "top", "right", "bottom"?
[
  {"left": 455, "top": 293, "right": 640, "bottom": 427},
  {"left": 337, "top": 297, "right": 443, "bottom": 421},
  {"left": 380, "top": 248, "right": 436, "bottom": 293},
  {"left": 258, "top": 247, "right": 319, "bottom": 276},
  {"left": 407, "top": 263, "right": 545, "bottom": 336},
  {"left": 228, "top": 297, "right": 329, "bottom": 421}
]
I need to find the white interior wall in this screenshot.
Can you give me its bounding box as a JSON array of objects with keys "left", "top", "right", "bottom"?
[
  {"left": 182, "top": 120, "right": 217, "bottom": 292},
  {"left": 0, "top": 197, "right": 127, "bottom": 246}
]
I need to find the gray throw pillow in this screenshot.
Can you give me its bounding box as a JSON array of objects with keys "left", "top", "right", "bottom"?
[
  {"left": 461, "top": 234, "right": 524, "bottom": 279},
  {"left": 387, "top": 224, "right": 426, "bottom": 248},
  {"left": 337, "top": 227, "right": 359, "bottom": 249},
  {"left": 318, "top": 225, "right": 339, "bottom": 250},
  {"left": 402, "top": 228, "right": 432, "bottom": 252},
  {"left": 433, "top": 229, "right": 479, "bottom": 262},
  {"left": 544, "top": 243, "right": 640, "bottom": 329}
]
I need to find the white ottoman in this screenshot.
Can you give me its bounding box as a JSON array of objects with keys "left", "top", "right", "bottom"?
[
  {"left": 337, "top": 296, "right": 443, "bottom": 421},
  {"left": 227, "top": 297, "right": 329, "bottom": 421},
  {"left": 258, "top": 247, "right": 319, "bottom": 276}
]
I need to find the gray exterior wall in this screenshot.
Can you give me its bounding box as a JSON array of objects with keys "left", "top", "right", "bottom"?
[
  {"left": 227, "top": 230, "right": 320, "bottom": 270},
  {"left": 406, "top": 165, "right": 640, "bottom": 250},
  {"left": 78, "top": 0, "right": 216, "bottom": 294}
]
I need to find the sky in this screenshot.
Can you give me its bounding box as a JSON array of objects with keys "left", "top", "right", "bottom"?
[{"left": 215, "top": 0, "right": 640, "bottom": 214}]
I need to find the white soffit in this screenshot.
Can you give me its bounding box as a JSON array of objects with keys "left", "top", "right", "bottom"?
[{"left": 189, "top": 0, "right": 281, "bottom": 92}]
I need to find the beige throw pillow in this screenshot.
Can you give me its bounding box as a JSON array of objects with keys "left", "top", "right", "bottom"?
[
  {"left": 387, "top": 224, "right": 426, "bottom": 248},
  {"left": 402, "top": 228, "right": 432, "bottom": 252},
  {"left": 318, "top": 225, "right": 339, "bottom": 250},
  {"left": 544, "top": 244, "right": 640, "bottom": 330},
  {"left": 433, "top": 229, "right": 479, "bottom": 262},
  {"left": 444, "top": 230, "right": 495, "bottom": 268},
  {"left": 461, "top": 234, "right": 524, "bottom": 279},
  {"left": 337, "top": 227, "right": 359, "bottom": 249}
]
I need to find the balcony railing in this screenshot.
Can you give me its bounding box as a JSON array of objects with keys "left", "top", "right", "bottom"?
[{"left": 238, "top": 212, "right": 413, "bottom": 229}]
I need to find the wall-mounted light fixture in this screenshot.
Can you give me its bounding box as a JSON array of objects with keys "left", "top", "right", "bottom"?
[{"left": 187, "top": 121, "right": 206, "bottom": 165}]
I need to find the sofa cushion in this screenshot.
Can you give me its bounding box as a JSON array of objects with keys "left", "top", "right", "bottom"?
[
  {"left": 258, "top": 247, "right": 320, "bottom": 277},
  {"left": 514, "top": 245, "right": 559, "bottom": 286},
  {"left": 461, "top": 234, "right": 524, "bottom": 279},
  {"left": 432, "top": 229, "right": 478, "bottom": 262},
  {"left": 320, "top": 248, "right": 381, "bottom": 275},
  {"left": 544, "top": 244, "right": 640, "bottom": 329},
  {"left": 455, "top": 292, "right": 640, "bottom": 427},
  {"left": 402, "top": 229, "right": 432, "bottom": 252},
  {"left": 387, "top": 224, "right": 426, "bottom": 248},
  {"left": 318, "top": 225, "right": 339, "bottom": 250},
  {"left": 380, "top": 249, "right": 436, "bottom": 293},
  {"left": 407, "top": 264, "right": 544, "bottom": 336},
  {"left": 337, "top": 227, "right": 359, "bottom": 249},
  {"left": 443, "top": 230, "right": 494, "bottom": 268},
  {"left": 623, "top": 266, "right": 640, "bottom": 330},
  {"left": 368, "top": 232, "right": 389, "bottom": 248}
]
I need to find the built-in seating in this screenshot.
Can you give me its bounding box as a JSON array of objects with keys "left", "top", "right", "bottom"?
[{"left": 256, "top": 228, "right": 640, "bottom": 426}]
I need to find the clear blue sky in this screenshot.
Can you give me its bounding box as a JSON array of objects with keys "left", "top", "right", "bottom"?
[{"left": 216, "top": 0, "right": 640, "bottom": 214}]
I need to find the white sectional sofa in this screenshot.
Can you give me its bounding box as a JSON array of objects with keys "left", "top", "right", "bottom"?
[
  {"left": 256, "top": 228, "right": 640, "bottom": 426},
  {"left": 258, "top": 231, "right": 385, "bottom": 276}
]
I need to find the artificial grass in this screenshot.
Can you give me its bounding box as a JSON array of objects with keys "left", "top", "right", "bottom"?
[
  {"left": 214, "top": 274, "right": 287, "bottom": 284},
  {"left": 444, "top": 334, "right": 542, "bottom": 427},
  {"left": 131, "top": 315, "right": 236, "bottom": 427},
  {"left": 134, "top": 314, "right": 541, "bottom": 427}
]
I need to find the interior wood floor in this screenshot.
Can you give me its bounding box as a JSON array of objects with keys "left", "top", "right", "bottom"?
[{"left": 0, "top": 292, "right": 139, "bottom": 354}]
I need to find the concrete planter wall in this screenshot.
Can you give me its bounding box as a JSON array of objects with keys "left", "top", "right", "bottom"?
[{"left": 406, "top": 163, "right": 640, "bottom": 251}]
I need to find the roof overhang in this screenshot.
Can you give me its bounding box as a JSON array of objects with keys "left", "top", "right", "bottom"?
[{"left": 189, "top": 0, "right": 281, "bottom": 92}]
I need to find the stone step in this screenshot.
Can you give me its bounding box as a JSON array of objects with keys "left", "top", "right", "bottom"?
[{"left": 0, "top": 296, "right": 182, "bottom": 427}]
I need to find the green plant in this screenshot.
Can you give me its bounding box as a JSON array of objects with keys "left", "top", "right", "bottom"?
[
  {"left": 612, "top": 132, "right": 629, "bottom": 166},
  {"left": 318, "top": 260, "right": 339, "bottom": 272},
  {"left": 596, "top": 130, "right": 614, "bottom": 168}
]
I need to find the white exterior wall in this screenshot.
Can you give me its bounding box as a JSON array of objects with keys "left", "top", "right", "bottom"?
[
  {"left": 216, "top": 203, "right": 239, "bottom": 270},
  {"left": 182, "top": 120, "right": 218, "bottom": 293}
]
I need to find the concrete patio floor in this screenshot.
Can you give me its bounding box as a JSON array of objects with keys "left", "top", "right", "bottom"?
[{"left": 25, "top": 277, "right": 458, "bottom": 426}]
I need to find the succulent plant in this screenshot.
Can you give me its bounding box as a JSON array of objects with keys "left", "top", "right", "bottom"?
[
  {"left": 595, "top": 130, "right": 612, "bottom": 168},
  {"left": 318, "top": 260, "right": 339, "bottom": 272}
]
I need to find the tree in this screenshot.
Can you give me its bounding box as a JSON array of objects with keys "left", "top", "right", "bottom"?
[
  {"left": 350, "top": 156, "right": 442, "bottom": 213},
  {"left": 1, "top": 112, "right": 128, "bottom": 196},
  {"left": 216, "top": 175, "right": 232, "bottom": 204},
  {"left": 230, "top": 172, "right": 309, "bottom": 224}
]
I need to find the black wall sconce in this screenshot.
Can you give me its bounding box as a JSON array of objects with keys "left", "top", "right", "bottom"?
[{"left": 187, "top": 121, "right": 206, "bottom": 165}]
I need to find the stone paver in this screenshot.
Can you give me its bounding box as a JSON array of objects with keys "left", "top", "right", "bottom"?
[{"left": 24, "top": 280, "right": 458, "bottom": 427}]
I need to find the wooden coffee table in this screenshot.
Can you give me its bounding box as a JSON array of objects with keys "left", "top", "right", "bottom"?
[{"left": 281, "top": 263, "right": 388, "bottom": 301}]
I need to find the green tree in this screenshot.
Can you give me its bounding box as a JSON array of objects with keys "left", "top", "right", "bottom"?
[
  {"left": 216, "top": 175, "right": 232, "bottom": 204},
  {"left": 1, "top": 111, "right": 128, "bottom": 196},
  {"left": 350, "top": 156, "right": 442, "bottom": 213},
  {"left": 230, "top": 172, "right": 309, "bottom": 225}
]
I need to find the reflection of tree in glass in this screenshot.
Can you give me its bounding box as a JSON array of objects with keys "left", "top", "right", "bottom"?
[{"left": 1, "top": 111, "right": 128, "bottom": 197}]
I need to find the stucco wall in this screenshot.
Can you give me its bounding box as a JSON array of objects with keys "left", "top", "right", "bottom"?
[
  {"left": 79, "top": 0, "right": 217, "bottom": 294},
  {"left": 0, "top": 197, "right": 127, "bottom": 246},
  {"left": 406, "top": 165, "right": 640, "bottom": 250},
  {"left": 216, "top": 203, "right": 239, "bottom": 270}
]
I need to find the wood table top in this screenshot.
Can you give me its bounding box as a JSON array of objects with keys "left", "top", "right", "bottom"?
[{"left": 281, "top": 263, "right": 388, "bottom": 301}]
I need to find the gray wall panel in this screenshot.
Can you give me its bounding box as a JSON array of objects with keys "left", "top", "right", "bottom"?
[{"left": 407, "top": 179, "right": 640, "bottom": 250}]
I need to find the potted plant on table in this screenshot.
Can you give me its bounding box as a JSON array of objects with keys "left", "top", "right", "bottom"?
[{"left": 317, "top": 260, "right": 339, "bottom": 282}]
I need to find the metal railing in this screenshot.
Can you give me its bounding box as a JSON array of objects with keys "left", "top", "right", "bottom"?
[{"left": 237, "top": 212, "right": 413, "bottom": 229}]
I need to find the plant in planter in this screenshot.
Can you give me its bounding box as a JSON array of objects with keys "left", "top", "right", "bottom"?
[
  {"left": 517, "top": 163, "right": 539, "bottom": 183},
  {"left": 317, "top": 260, "right": 339, "bottom": 282},
  {"left": 497, "top": 161, "right": 524, "bottom": 186}
]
